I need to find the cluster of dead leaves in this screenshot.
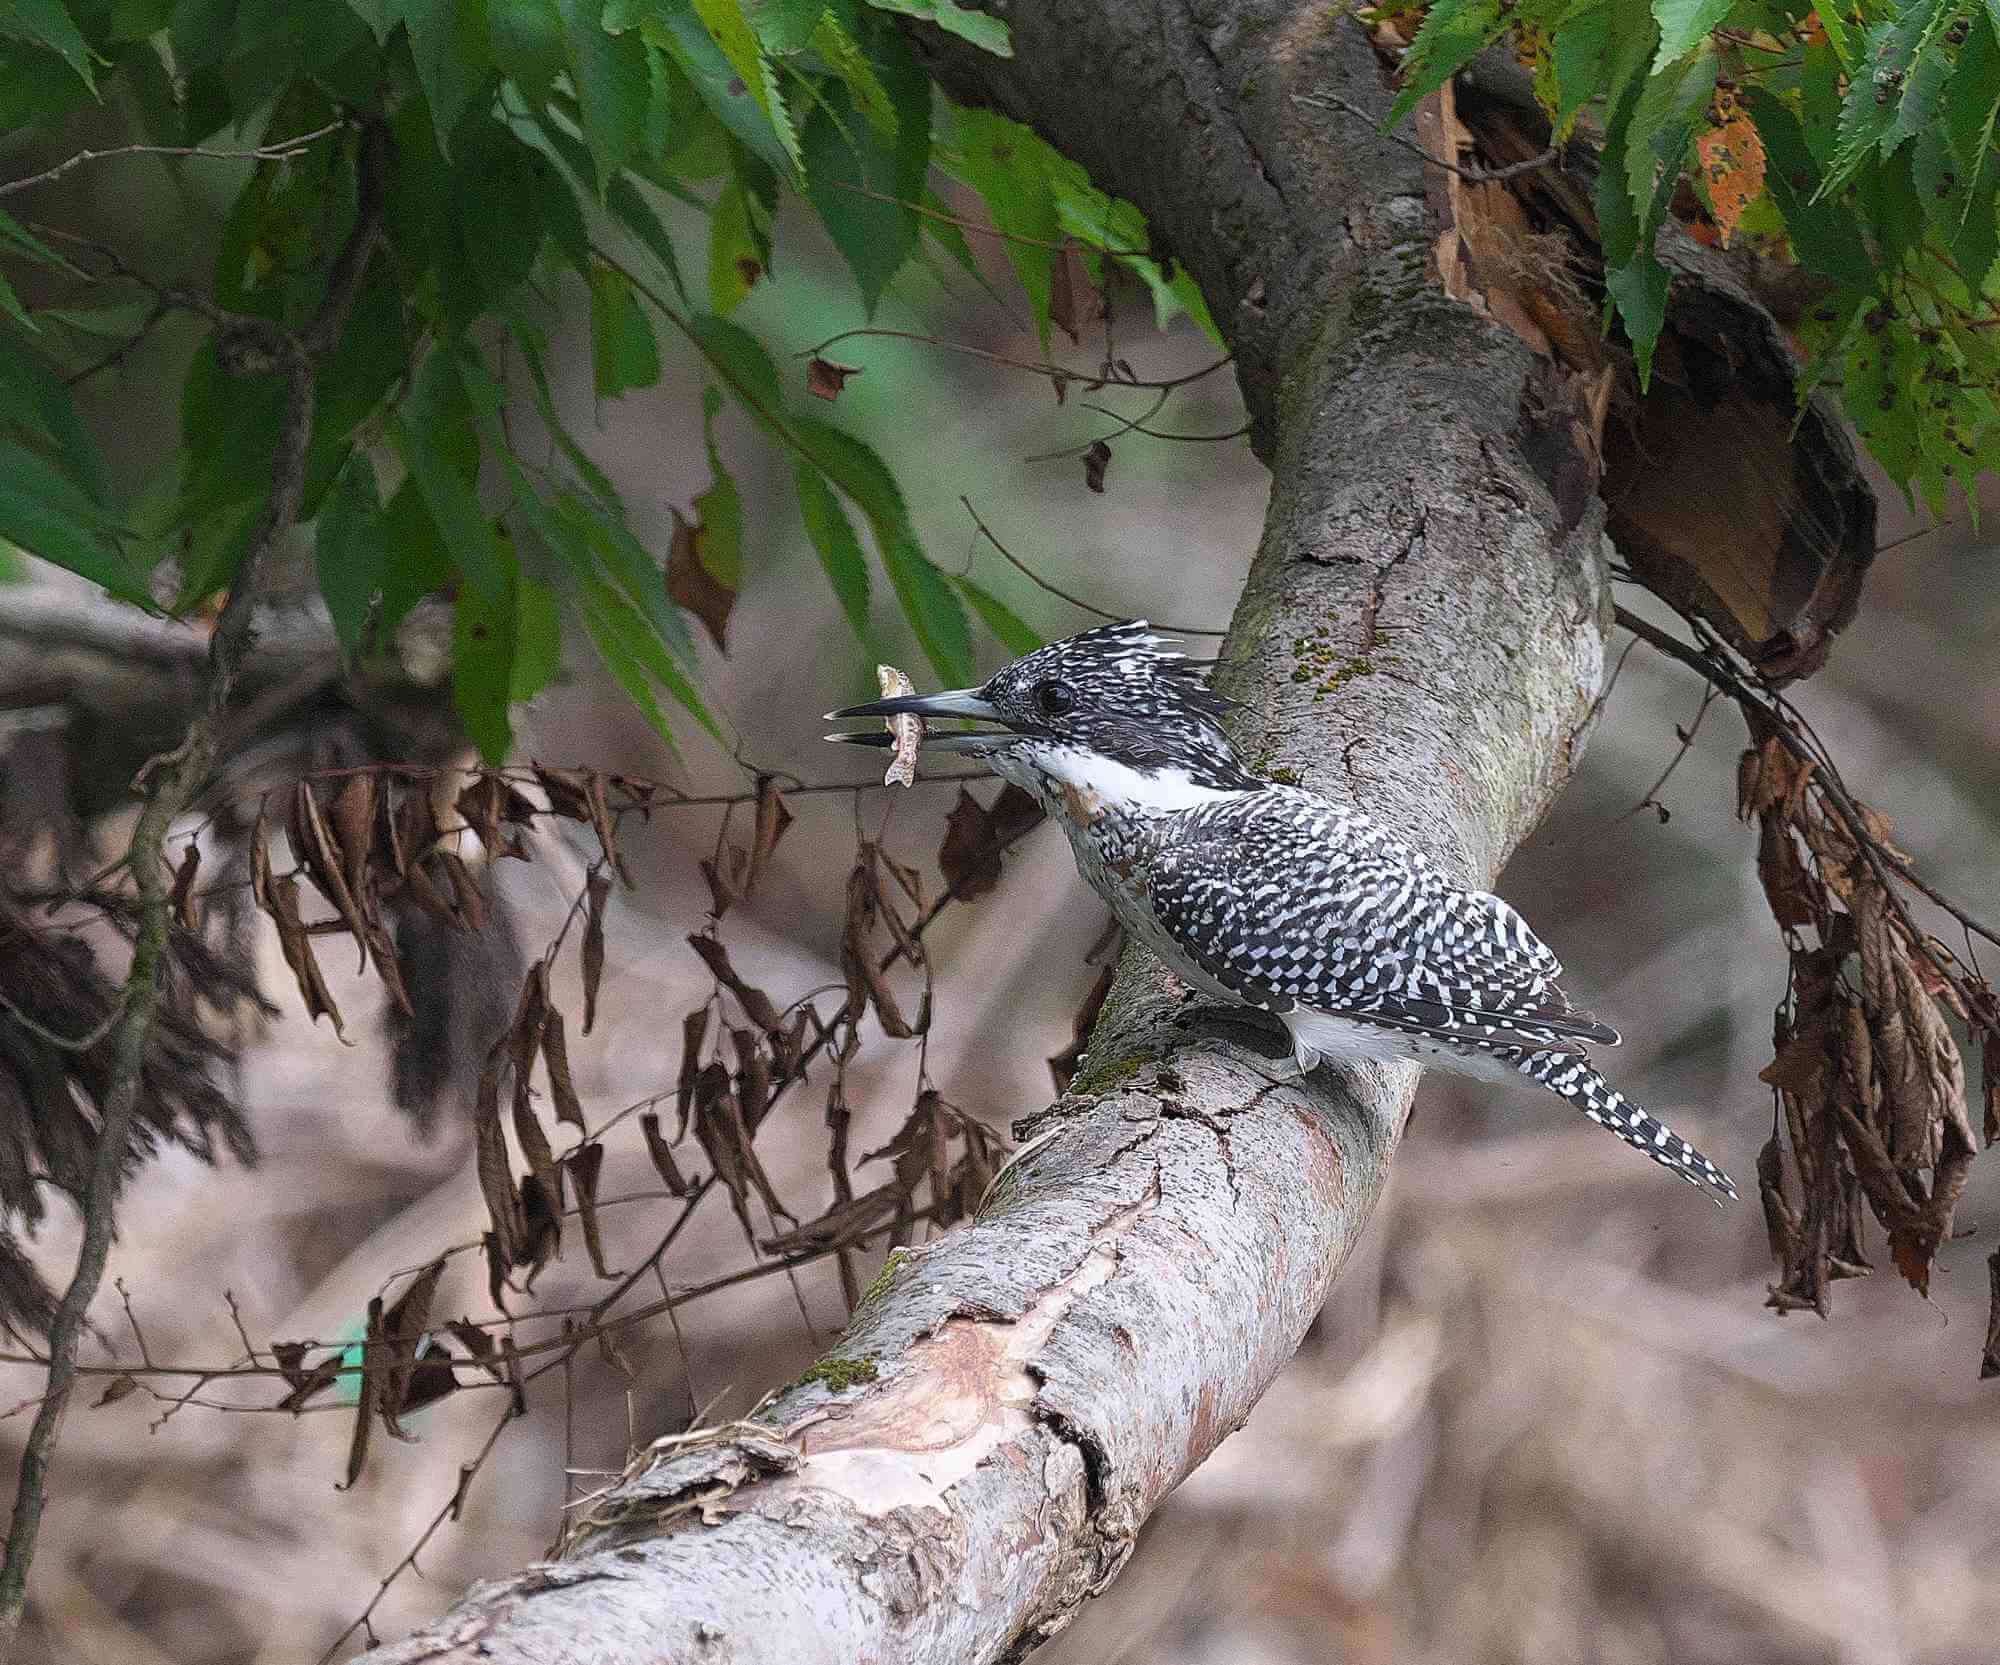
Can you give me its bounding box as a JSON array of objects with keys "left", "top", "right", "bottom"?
[
  {"left": 1740, "top": 720, "right": 2000, "bottom": 1361},
  {"left": 245, "top": 764, "right": 656, "bottom": 1045}
]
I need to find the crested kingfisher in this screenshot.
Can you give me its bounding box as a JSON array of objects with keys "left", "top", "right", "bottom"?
[{"left": 828, "top": 620, "right": 1736, "bottom": 1201}]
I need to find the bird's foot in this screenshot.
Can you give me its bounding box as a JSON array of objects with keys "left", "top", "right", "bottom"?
[{"left": 1172, "top": 1005, "right": 1303, "bottom": 1084}]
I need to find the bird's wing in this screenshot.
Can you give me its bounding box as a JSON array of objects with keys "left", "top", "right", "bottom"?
[{"left": 1144, "top": 791, "right": 1614, "bottom": 1046}]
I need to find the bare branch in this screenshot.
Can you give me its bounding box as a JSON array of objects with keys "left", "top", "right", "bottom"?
[{"left": 0, "top": 120, "right": 346, "bottom": 199}]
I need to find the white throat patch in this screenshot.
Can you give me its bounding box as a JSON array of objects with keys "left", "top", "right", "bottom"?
[{"left": 997, "top": 744, "right": 1240, "bottom": 820}]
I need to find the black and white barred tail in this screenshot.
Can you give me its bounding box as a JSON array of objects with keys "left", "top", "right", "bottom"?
[{"left": 1515, "top": 1051, "right": 1736, "bottom": 1202}]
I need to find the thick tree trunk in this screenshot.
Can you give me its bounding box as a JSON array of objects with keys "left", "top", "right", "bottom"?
[{"left": 369, "top": 10, "right": 1821, "bottom": 1662}]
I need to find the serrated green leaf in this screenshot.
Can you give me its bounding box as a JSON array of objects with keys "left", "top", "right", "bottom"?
[
  {"left": 793, "top": 456, "right": 869, "bottom": 635},
  {"left": 1747, "top": 90, "right": 1874, "bottom": 287},
  {"left": 393, "top": 352, "right": 507, "bottom": 603},
  {"left": 556, "top": 0, "right": 650, "bottom": 188},
  {"left": 810, "top": 9, "right": 896, "bottom": 138},
  {"left": 1605, "top": 251, "right": 1671, "bottom": 387},
  {"left": 864, "top": 0, "right": 1010, "bottom": 56},
  {"left": 1945, "top": 9, "right": 2000, "bottom": 173},
  {"left": 948, "top": 106, "right": 1060, "bottom": 348},
  {"left": 511, "top": 572, "right": 562, "bottom": 699},
  {"left": 707, "top": 171, "right": 764, "bottom": 314},
  {"left": 0, "top": 334, "right": 109, "bottom": 502},
  {"left": 690, "top": 0, "right": 802, "bottom": 173},
  {"left": 314, "top": 451, "right": 386, "bottom": 651},
  {"left": 1915, "top": 122, "right": 2000, "bottom": 291},
  {"left": 1624, "top": 43, "right": 1716, "bottom": 243},
  {"left": 607, "top": 174, "right": 690, "bottom": 304},
  {"left": 402, "top": 0, "right": 495, "bottom": 149},
  {"left": 1815, "top": 1, "right": 1857, "bottom": 71},
  {"left": 490, "top": 0, "right": 565, "bottom": 106},
  {"left": 692, "top": 385, "right": 745, "bottom": 593},
  {"left": 646, "top": 7, "right": 795, "bottom": 177},
  {"left": 787, "top": 409, "right": 968, "bottom": 682},
  {"left": 581, "top": 570, "right": 723, "bottom": 742},
  {"left": 454, "top": 564, "right": 520, "bottom": 762},
  {"left": 1384, "top": 0, "right": 1503, "bottom": 127},
  {"left": 1841, "top": 302, "right": 1923, "bottom": 496},
  {"left": 588, "top": 262, "right": 663, "bottom": 397},
  {"left": 0, "top": 439, "right": 150, "bottom": 602},
  {"left": 1815, "top": 0, "right": 1957, "bottom": 201},
  {"left": 684, "top": 309, "right": 787, "bottom": 420},
  {"left": 1651, "top": 0, "right": 1731, "bottom": 67},
  {"left": 2, "top": 0, "right": 97, "bottom": 91},
  {"left": 952, "top": 573, "right": 1040, "bottom": 656},
  {"left": 801, "top": 30, "right": 929, "bottom": 314}
]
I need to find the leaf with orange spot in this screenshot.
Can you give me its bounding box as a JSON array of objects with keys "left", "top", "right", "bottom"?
[{"left": 1695, "top": 104, "right": 1766, "bottom": 247}]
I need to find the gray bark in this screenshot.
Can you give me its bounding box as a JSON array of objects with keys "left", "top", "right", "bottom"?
[{"left": 369, "top": 10, "right": 1678, "bottom": 1662}]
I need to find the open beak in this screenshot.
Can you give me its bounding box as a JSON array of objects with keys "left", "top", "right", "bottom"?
[{"left": 822, "top": 687, "right": 1018, "bottom": 754}]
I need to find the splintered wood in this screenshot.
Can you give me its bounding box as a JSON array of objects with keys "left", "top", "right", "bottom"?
[{"left": 878, "top": 664, "right": 922, "bottom": 788}]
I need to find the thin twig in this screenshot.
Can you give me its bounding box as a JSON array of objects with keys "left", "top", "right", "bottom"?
[
  {"left": 801, "top": 327, "right": 1232, "bottom": 395},
  {"left": 0, "top": 120, "right": 346, "bottom": 199},
  {"left": 1290, "top": 92, "right": 1559, "bottom": 182},
  {"left": 957, "top": 496, "right": 1228, "bottom": 636},
  {"left": 0, "top": 115, "right": 388, "bottom": 1658}
]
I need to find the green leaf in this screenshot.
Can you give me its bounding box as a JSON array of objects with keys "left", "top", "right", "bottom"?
[
  {"left": 0, "top": 334, "right": 109, "bottom": 503},
  {"left": 646, "top": 7, "right": 796, "bottom": 178},
  {"left": 707, "top": 170, "right": 764, "bottom": 314},
  {"left": 1816, "top": 0, "right": 1957, "bottom": 201},
  {"left": 402, "top": 0, "right": 496, "bottom": 149},
  {"left": 864, "top": 0, "right": 1010, "bottom": 55},
  {"left": 691, "top": 0, "right": 802, "bottom": 174},
  {"left": 800, "top": 27, "right": 930, "bottom": 314},
  {"left": 1747, "top": 89, "right": 1875, "bottom": 287},
  {"left": 1, "top": 0, "right": 98, "bottom": 91},
  {"left": 792, "top": 456, "right": 869, "bottom": 636},
  {"left": 1650, "top": 0, "right": 1731, "bottom": 66},
  {"left": 510, "top": 572, "right": 562, "bottom": 699},
  {"left": 1623, "top": 43, "right": 1716, "bottom": 244},
  {"left": 392, "top": 351, "right": 508, "bottom": 602},
  {"left": 1384, "top": 0, "right": 1502, "bottom": 127},
  {"left": 580, "top": 570, "right": 723, "bottom": 743},
  {"left": 809, "top": 9, "right": 896, "bottom": 138},
  {"left": 1915, "top": 123, "right": 2000, "bottom": 291},
  {"left": 693, "top": 384, "right": 744, "bottom": 587},
  {"left": 0, "top": 439, "right": 150, "bottom": 603},
  {"left": 952, "top": 573, "right": 1040, "bottom": 656},
  {"left": 1548, "top": 6, "right": 1614, "bottom": 141},
  {"left": 684, "top": 309, "right": 787, "bottom": 420},
  {"left": 556, "top": 0, "right": 651, "bottom": 188},
  {"left": 1945, "top": 9, "right": 2000, "bottom": 174},
  {"left": 606, "top": 174, "right": 690, "bottom": 304},
  {"left": 1604, "top": 251, "right": 1672, "bottom": 387},
  {"left": 454, "top": 563, "right": 521, "bottom": 762},
  {"left": 790, "top": 411, "right": 968, "bottom": 683},
  {"left": 948, "top": 106, "right": 1060, "bottom": 348},
  {"left": 490, "top": 0, "right": 565, "bottom": 106},
  {"left": 588, "top": 262, "right": 663, "bottom": 397},
  {"left": 315, "top": 451, "right": 387, "bottom": 650}
]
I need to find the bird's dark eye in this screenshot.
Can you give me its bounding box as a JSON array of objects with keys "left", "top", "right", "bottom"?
[{"left": 1036, "top": 679, "right": 1077, "bottom": 716}]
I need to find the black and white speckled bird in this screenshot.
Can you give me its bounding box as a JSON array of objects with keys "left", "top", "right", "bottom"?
[{"left": 827, "top": 621, "right": 1736, "bottom": 1202}]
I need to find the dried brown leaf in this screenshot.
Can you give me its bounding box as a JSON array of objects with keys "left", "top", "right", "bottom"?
[
  {"left": 1983, "top": 1025, "right": 2000, "bottom": 1148},
  {"left": 748, "top": 777, "right": 795, "bottom": 891},
  {"left": 456, "top": 772, "right": 534, "bottom": 861},
  {"left": 508, "top": 967, "right": 560, "bottom": 1218},
  {"left": 447, "top": 1320, "right": 505, "bottom": 1385},
  {"left": 1984, "top": 1249, "right": 2000, "bottom": 1380},
  {"left": 532, "top": 764, "right": 594, "bottom": 823},
  {"left": 880, "top": 849, "right": 927, "bottom": 914},
  {"left": 273, "top": 1344, "right": 343, "bottom": 1413},
  {"left": 93, "top": 1373, "right": 138, "bottom": 1409},
  {"left": 732, "top": 1026, "right": 772, "bottom": 1133},
  {"left": 758, "top": 1182, "right": 902, "bottom": 1256},
  {"left": 686, "top": 933, "right": 783, "bottom": 1031},
  {"left": 674, "top": 1006, "right": 710, "bottom": 1140},
  {"left": 640, "top": 1110, "right": 691, "bottom": 1196},
  {"left": 338, "top": 1297, "right": 384, "bottom": 1490},
  {"left": 437, "top": 850, "right": 488, "bottom": 933},
  {"left": 253, "top": 828, "right": 346, "bottom": 1039},
  {"left": 169, "top": 841, "right": 201, "bottom": 933},
  {"left": 518, "top": 1173, "right": 563, "bottom": 1287},
  {"left": 668, "top": 506, "right": 737, "bottom": 653},
  {"left": 938, "top": 784, "right": 1045, "bottom": 901},
  {"left": 580, "top": 869, "right": 612, "bottom": 1034},
  {"left": 806, "top": 356, "right": 862, "bottom": 400},
  {"left": 328, "top": 774, "right": 378, "bottom": 899},
  {"left": 566, "top": 1142, "right": 616, "bottom": 1277},
  {"left": 290, "top": 780, "right": 371, "bottom": 972},
  {"left": 473, "top": 1045, "right": 519, "bottom": 1270},
  {"left": 1048, "top": 240, "right": 1090, "bottom": 344},
  {"left": 381, "top": 1257, "right": 447, "bottom": 1436},
  {"left": 541, "top": 1008, "right": 584, "bottom": 1129},
  {"left": 700, "top": 845, "right": 749, "bottom": 918},
  {"left": 583, "top": 770, "right": 631, "bottom": 889},
  {"left": 1082, "top": 437, "right": 1112, "bottom": 493}
]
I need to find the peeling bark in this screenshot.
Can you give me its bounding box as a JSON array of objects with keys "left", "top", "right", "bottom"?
[{"left": 373, "top": 8, "right": 1864, "bottom": 1662}]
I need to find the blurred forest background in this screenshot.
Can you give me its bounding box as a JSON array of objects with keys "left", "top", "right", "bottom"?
[{"left": 6, "top": 90, "right": 2000, "bottom": 1665}]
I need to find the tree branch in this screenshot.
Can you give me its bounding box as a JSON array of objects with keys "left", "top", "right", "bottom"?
[
  {"left": 0, "top": 116, "right": 389, "bottom": 1660},
  {"left": 371, "top": 13, "right": 1626, "bottom": 1661}
]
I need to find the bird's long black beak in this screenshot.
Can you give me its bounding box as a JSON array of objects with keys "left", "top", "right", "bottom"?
[
  {"left": 823, "top": 687, "right": 1000, "bottom": 724},
  {"left": 823, "top": 686, "right": 1019, "bottom": 755}
]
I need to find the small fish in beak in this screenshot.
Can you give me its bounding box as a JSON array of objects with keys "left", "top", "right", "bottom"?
[{"left": 877, "top": 664, "right": 921, "bottom": 788}]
